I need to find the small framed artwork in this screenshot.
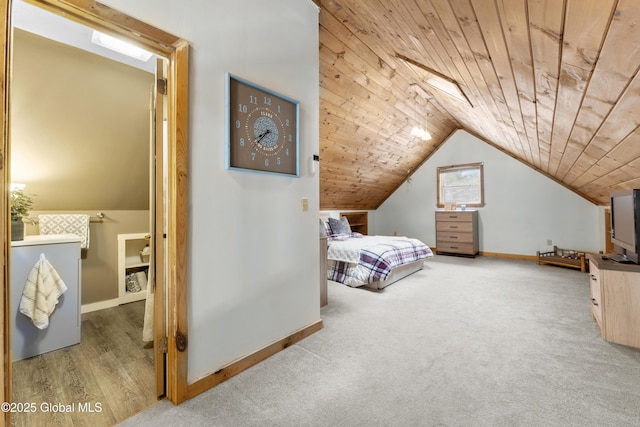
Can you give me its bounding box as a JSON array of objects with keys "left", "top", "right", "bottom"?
[{"left": 226, "top": 73, "right": 300, "bottom": 177}]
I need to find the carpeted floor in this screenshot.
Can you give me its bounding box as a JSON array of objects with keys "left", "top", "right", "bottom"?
[{"left": 119, "top": 256, "right": 640, "bottom": 426}]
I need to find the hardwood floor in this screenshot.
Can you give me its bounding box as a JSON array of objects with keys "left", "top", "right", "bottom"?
[{"left": 11, "top": 301, "right": 158, "bottom": 427}]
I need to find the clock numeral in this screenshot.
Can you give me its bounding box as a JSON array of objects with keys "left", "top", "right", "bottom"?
[
  {"left": 240, "top": 137, "right": 245, "bottom": 147},
  {"left": 251, "top": 152, "right": 256, "bottom": 161},
  {"left": 249, "top": 95, "right": 258, "bottom": 105},
  {"left": 277, "top": 105, "right": 281, "bottom": 113},
  {"left": 277, "top": 157, "right": 281, "bottom": 165},
  {"left": 288, "top": 134, "right": 292, "bottom": 142},
  {"left": 285, "top": 119, "right": 290, "bottom": 127},
  {"left": 265, "top": 158, "right": 269, "bottom": 167},
  {"left": 235, "top": 120, "right": 241, "bottom": 129},
  {"left": 285, "top": 148, "right": 289, "bottom": 156},
  {"left": 264, "top": 96, "right": 272, "bottom": 106},
  {"left": 238, "top": 104, "right": 247, "bottom": 113}
]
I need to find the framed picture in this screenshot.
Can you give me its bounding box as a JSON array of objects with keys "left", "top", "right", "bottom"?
[{"left": 225, "top": 73, "right": 300, "bottom": 176}]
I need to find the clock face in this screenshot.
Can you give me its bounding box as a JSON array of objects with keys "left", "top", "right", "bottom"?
[{"left": 226, "top": 74, "right": 299, "bottom": 176}]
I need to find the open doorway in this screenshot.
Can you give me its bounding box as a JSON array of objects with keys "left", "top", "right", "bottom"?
[
  {"left": 2, "top": 0, "right": 190, "bottom": 424},
  {"left": 9, "top": 3, "right": 160, "bottom": 423}
]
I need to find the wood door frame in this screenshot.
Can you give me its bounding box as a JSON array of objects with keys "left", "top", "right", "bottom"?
[
  {"left": 605, "top": 208, "right": 613, "bottom": 254},
  {"left": 1, "top": 0, "right": 190, "bottom": 419}
]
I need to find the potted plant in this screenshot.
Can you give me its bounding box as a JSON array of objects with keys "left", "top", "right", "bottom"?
[{"left": 10, "top": 188, "right": 34, "bottom": 241}]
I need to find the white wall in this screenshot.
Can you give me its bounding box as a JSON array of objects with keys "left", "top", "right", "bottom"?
[
  {"left": 374, "top": 130, "right": 603, "bottom": 255},
  {"left": 100, "top": 0, "right": 320, "bottom": 383}
]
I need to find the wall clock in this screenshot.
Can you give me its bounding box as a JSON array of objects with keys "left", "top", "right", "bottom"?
[{"left": 226, "top": 73, "right": 300, "bottom": 176}]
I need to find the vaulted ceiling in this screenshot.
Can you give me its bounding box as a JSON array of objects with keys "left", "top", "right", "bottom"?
[{"left": 316, "top": 0, "right": 640, "bottom": 210}]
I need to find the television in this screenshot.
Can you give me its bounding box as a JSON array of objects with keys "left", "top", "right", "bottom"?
[{"left": 610, "top": 189, "right": 640, "bottom": 264}]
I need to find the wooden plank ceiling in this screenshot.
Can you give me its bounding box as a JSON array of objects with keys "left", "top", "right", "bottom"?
[{"left": 317, "top": 0, "right": 640, "bottom": 210}]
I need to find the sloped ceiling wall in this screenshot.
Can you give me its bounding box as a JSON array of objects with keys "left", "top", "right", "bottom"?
[
  {"left": 10, "top": 29, "right": 153, "bottom": 211},
  {"left": 317, "top": 0, "right": 640, "bottom": 210}
]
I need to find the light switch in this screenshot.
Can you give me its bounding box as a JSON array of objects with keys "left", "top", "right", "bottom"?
[{"left": 302, "top": 198, "right": 309, "bottom": 211}]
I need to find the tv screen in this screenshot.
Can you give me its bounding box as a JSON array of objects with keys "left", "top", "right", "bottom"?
[{"left": 610, "top": 189, "right": 640, "bottom": 264}]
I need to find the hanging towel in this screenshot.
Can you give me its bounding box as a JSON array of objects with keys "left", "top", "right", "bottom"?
[
  {"left": 19, "top": 254, "right": 68, "bottom": 330},
  {"left": 39, "top": 214, "right": 91, "bottom": 249},
  {"left": 142, "top": 281, "right": 154, "bottom": 342}
]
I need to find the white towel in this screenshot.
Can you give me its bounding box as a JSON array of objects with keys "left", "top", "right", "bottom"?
[
  {"left": 39, "top": 214, "right": 90, "bottom": 249},
  {"left": 136, "top": 271, "right": 148, "bottom": 290},
  {"left": 143, "top": 283, "right": 154, "bottom": 342},
  {"left": 19, "top": 254, "right": 68, "bottom": 330}
]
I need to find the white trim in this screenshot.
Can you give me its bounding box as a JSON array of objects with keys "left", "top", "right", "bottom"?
[{"left": 81, "top": 298, "right": 120, "bottom": 314}]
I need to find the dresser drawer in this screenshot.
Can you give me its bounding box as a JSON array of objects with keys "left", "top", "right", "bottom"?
[
  {"left": 436, "top": 231, "right": 474, "bottom": 244},
  {"left": 436, "top": 241, "right": 476, "bottom": 255},
  {"left": 435, "top": 210, "right": 479, "bottom": 257},
  {"left": 436, "top": 221, "right": 473, "bottom": 233},
  {"left": 589, "top": 261, "right": 602, "bottom": 330},
  {"left": 435, "top": 211, "right": 474, "bottom": 222}
]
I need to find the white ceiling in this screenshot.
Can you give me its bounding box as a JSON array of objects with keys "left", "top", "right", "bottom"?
[{"left": 11, "top": 0, "right": 155, "bottom": 73}]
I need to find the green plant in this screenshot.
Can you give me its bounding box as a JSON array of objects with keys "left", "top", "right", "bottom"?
[{"left": 10, "top": 189, "right": 34, "bottom": 221}]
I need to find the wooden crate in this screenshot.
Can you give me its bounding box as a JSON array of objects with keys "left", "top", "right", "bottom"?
[{"left": 537, "top": 246, "right": 588, "bottom": 272}]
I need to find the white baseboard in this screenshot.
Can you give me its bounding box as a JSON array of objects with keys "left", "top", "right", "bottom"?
[{"left": 81, "top": 298, "right": 120, "bottom": 314}]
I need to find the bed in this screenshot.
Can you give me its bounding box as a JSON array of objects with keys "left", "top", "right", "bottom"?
[{"left": 321, "top": 217, "right": 433, "bottom": 289}]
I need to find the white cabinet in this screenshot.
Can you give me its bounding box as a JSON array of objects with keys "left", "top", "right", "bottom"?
[
  {"left": 117, "top": 233, "right": 150, "bottom": 304},
  {"left": 11, "top": 235, "right": 82, "bottom": 360}
]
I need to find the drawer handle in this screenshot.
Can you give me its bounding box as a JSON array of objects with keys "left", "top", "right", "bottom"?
[
  {"left": 450, "top": 246, "right": 458, "bottom": 249},
  {"left": 450, "top": 226, "right": 458, "bottom": 229},
  {"left": 591, "top": 298, "right": 598, "bottom": 307},
  {"left": 450, "top": 215, "right": 458, "bottom": 218},
  {"left": 590, "top": 274, "right": 596, "bottom": 281}
]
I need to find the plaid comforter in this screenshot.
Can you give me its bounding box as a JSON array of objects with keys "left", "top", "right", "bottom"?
[{"left": 327, "top": 235, "right": 433, "bottom": 287}]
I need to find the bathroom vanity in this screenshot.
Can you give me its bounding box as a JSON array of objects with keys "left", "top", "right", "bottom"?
[{"left": 11, "top": 234, "right": 82, "bottom": 361}]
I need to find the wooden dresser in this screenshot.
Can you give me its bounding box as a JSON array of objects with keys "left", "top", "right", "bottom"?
[
  {"left": 435, "top": 210, "right": 479, "bottom": 257},
  {"left": 588, "top": 253, "right": 640, "bottom": 349}
]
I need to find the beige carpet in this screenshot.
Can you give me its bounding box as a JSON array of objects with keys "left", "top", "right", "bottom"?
[{"left": 120, "top": 255, "right": 640, "bottom": 426}]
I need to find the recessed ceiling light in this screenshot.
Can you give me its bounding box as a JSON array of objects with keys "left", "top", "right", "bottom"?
[
  {"left": 91, "top": 30, "right": 153, "bottom": 62},
  {"left": 397, "top": 53, "right": 472, "bottom": 107}
]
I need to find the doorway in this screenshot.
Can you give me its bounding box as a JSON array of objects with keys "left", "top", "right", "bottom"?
[
  {"left": 9, "top": 7, "right": 159, "bottom": 423},
  {"left": 605, "top": 208, "right": 613, "bottom": 254},
  {"left": 1, "top": 0, "right": 190, "bottom": 424}
]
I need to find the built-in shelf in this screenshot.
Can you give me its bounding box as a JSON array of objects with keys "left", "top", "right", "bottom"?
[
  {"left": 340, "top": 211, "right": 368, "bottom": 235},
  {"left": 117, "top": 232, "right": 150, "bottom": 304}
]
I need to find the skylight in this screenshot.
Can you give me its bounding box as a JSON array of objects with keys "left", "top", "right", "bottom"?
[
  {"left": 91, "top": 30, "right": 153, "bottom": 62},
  {"left": 397, "top": 53, "right": 472, "bottom": 107}
]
